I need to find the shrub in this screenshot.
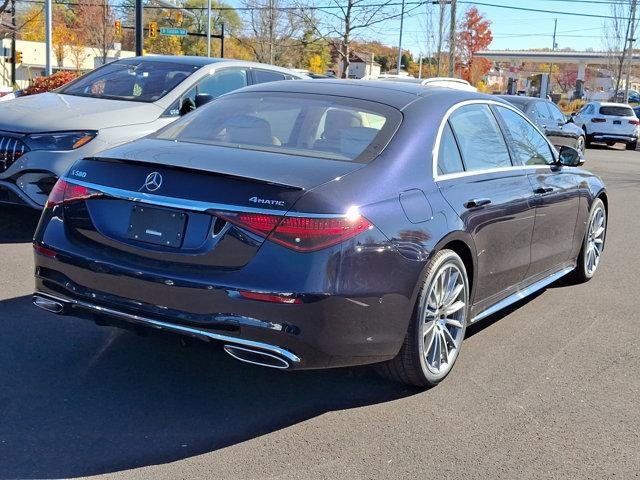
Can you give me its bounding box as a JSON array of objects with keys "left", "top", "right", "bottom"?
[
  {"left": 557, "top": 99, "right": 569, "bottom": 112},
  {"left": 22, "top": 71, "right": 79, "bottom": 96},
  {"left": 568, "top": 99, "right": 586, "bottom": 113}
]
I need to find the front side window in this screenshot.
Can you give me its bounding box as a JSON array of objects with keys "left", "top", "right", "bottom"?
[
  {"left": 547, "top": 103, "right": 567, "bottom": 123},
  {"left": 437, "top": 122, "right": 464, "bottom": 175},
  {"left": 198, "top": 69, "right": 248, "bottom": 98},
  {"left": 60, "top": 60, "right": 199, "bottom": 102},
  {"left": 155, "top": 92, "right": 402, "bottom": 163},
  {"left": 496, "top": 106, "right": 554, "bottom": 166},
  {"left": 449, "top": 104, "right": 512, "bottom": 171}
]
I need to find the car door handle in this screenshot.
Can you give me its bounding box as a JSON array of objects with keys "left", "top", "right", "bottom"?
[
  {"left": 533, "top": 187, "right": 554, "bottom": 195},
  {"left": 463, "top": 198, "right": 492, "bottom": 209}
]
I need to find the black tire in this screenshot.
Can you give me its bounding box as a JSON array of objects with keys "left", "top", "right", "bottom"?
[
  {"left": 626, "top": 140, "right": 637, "bottom": 151},
  {"left": 583, "top": 128, "right": 592, "bottom": 148},
  {"left": 571, "top": 198, "right": 606, "bottom": 283},
  {"left": 376, "top": 249, "right": 470, "bottom": 388}
]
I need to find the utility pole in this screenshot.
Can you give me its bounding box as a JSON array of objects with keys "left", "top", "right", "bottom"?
[
  {"left": 135, "top": 0, "right": 143, "bottom": 56},
  {"left": 10, "top": 0, "right": 15, "bottom": 86},
  {"left": 45, "top": 0, "right": 52, "bottom": 75},
  {"left": 548, "top": 18, "right": 557, "bottom": 96},
  {"left": 268, "top": 0, "right": 275, "bottom": 64},
  {"left": 436, "top": 0, "right": 445, "bottom": 76},
  {"left": 418, "top": 55, "right": 423, "bottom": 79},
  {"left": 207, "top": 0, "right": 212, "bottom": 56},
  {"left": 624, "top": 0, "right": 637, "bottom": 103},
  {"left": 396, "top": 0, "right": 405, "bottom": 75},
  {"left": 448, "top": 0, "right": 456, "bottom": 77}
]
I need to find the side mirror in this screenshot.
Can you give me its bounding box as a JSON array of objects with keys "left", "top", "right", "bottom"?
[
  {"left": 195, "top": 93, "right": 214, "bottom": 108},
  {"left": 558, "top": 145, "right": 584, "bottom": 167}
]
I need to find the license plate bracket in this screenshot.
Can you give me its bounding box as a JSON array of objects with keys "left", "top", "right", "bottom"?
[{"left": 128, "top": 205, "right": 187, "bottom": 247}]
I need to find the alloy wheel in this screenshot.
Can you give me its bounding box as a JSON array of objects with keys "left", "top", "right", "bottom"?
[
  {"left": 585, "top": 205, "right": 606, "bottom": 276},
  {"left": 420, "top": 263, "right": 467, "bottom": 375}
]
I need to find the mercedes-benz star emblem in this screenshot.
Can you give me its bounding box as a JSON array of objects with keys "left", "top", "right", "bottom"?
[{"left": 140, "top": 172, "right": 163, "bottom": 192}]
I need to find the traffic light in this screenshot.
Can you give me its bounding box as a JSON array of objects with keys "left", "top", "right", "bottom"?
[
  {"left": 149, "top": 22, "right": 158, "bottom": 38},
  {"left": 15, "top": 51, "right": 22, "bottom": 64},
  {"left": 114, "top": 20, "right": 122, "bottom": 36}
]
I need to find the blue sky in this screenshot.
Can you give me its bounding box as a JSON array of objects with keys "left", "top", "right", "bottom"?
[
  {"left": 395, "top": 0, "right": 614, "bottom": 55},
  {"left": 223, "top": 0, "right": 626, "bottom": 57}
]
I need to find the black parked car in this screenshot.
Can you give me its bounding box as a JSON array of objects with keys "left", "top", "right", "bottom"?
[
  {"left": 498, "top": 95, "right": 586, "bottom": 153},
  {"left": 33, "top": 81, "right": 607, "bottom": 387}
]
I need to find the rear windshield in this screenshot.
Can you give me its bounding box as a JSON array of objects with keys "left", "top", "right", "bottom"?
[
  {"left": 60, "top": 60, "right": 200, "bottom": 102},
  {"left": 155, "top": 92, "right": 402, "bottom": 162},
  {"left": 599, "top": 106, "right": 634, "bottom": 117}
]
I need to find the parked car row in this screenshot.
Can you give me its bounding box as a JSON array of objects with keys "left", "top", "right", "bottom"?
[
  {"left": 0, "top": 57, "right": 305, "bottom": 209},
  {"left": 23, "top": 67, "right": 607, "bottom": 387}
]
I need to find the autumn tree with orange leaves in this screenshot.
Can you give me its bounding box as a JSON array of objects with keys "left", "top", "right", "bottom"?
[{"left": 457, "top": 6, "right": 493, "bottom": 86}]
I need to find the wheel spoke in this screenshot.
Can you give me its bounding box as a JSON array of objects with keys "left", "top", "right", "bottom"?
[
  {"left": 441, "top": 332, "right": 450, "bottom": 365},
  {"left": 445, "top": 317, "right": 464, "bottom": 329},
  {"left": 443, "top": 300, "right": 465, "bottom": 317},
  {"left": 423, "top": 319, "right": 436, "bottom": 337},
  {"left": 431, "top": 330, "right": 440, "bottom": 371},
  {"left": 593, "top": 226, "right": 605, "bottom": 238},
  {"left": 443, "top": 283, "right": 464, "bottom": 307},
  {"left": 442, "top": 325, "right": 457, "bottom": 348}
]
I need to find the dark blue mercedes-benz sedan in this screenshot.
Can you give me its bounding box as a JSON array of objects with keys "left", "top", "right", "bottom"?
[{"left": 32, "top": 80, "right": 607, "bottom": 387}]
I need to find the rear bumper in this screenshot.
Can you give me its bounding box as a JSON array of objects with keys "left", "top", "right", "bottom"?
[
  {"left": 33, "top": 251, "right": 416, "bottom": 370},
  {"left": 591, "top": 132, "right": 638, "bottom": 143},
  {"left": 33, "top": 290, "right": 301, "bottom": 368}
]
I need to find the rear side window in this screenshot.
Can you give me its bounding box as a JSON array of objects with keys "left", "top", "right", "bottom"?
[
  {"left": 155, "top": 92, "right": 401, "bottom": 163},
  {"left": 437, "top": 122, "right": 464, "bottom": 175},
  {"left": 253, "top": 70, "right": 287, "bottom": 84},
  {"left": 547, "top": 102, "right": 566, "bottom": 123},
  {"left": 599, "top": 106, "right": 634, "bottom": 116},
  {"left": 449, "top": 104, "right": 512, "bottom": 171},
  {"left": 496, "top": 106, "right": 554, "bottom": 166},
  {"left": 198, "top": 69, "right": 248, "bottom": 98}
]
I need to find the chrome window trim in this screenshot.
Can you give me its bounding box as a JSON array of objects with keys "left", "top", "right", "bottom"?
[
  {"left": 64, "top": 178, "right": 346, "bottom": 218},
  {"left": 432, "top": 98, "right": 558, "bottom": 181}
]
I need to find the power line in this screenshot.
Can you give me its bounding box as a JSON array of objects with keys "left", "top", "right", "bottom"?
[{"left": 459, "top": 1, "right": 634, "bottom": 20}]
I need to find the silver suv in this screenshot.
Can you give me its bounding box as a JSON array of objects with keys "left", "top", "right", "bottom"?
[{"left": 0, "top": 56, "right": 305, "bottom": 208}]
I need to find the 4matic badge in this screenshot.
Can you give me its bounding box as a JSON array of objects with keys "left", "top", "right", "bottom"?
[{"left": 249, "top": 196, "right": 285, "bottom": 207}]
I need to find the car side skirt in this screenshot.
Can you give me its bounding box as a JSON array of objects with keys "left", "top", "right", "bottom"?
[{"left": 471, "top": 264, "right": 575, "bottom": 324}]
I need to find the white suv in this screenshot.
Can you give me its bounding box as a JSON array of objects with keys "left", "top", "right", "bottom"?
[{"left": 571, "top": 101, "right": 639, "bottom": 150}]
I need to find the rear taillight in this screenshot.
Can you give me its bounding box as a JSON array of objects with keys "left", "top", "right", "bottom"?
[
  {"left": 591, "top": 118, "right": 606, "bottom": 123},
  {"left": 33, "top": 243, "right": 57, "bottom": 258},
  {"left": 45, "top": 179, "right": 103, "bottom": 208},
  {"left": 217, "top": 211, "right": 374, "bottom": 252},
  {"left": 630, "top": 119, "right": 640, "bottom": 125}
]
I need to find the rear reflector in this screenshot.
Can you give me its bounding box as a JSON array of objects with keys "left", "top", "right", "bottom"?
[
  {"left": 591, "top": 118, "right": 606, "bottom": 123},
  {"left": 238, "top": 290, "right": 302, "bottom": 304},
  {"left": 46, "top": 179, "right": 103, "bottom": 208},
  {"left": 630, "top": 119, "right": 640, "bottom": 125},
  {"left": 217, "top": 211, "right": 373, "bottom": 252},
  {"left": 33, "top": 243, "right": 57, "bottom": 258}
]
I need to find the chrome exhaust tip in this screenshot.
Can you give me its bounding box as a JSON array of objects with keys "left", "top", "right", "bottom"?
[
  {"left": 223, "top": 344, "right": 291, "bottom": 369},
  {"left": 32, "top": 295, "right": 65, "bottom": 314}
]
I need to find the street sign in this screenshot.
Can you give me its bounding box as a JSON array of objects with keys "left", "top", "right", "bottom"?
[{"left": 160, "top": 27, "right": 188, "bottom": 37}]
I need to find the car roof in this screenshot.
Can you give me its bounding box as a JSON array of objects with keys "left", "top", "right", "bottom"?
[
  {"left": 496, "top": 95, "right": 545, "bottom": 106},
  {"left": 116, "top": 56, "right": 305, "bottom": 77},
  {"left": 597, "top": 101, "right": 632, "bottom": 107},
  {"left": 230, "top": 79, "right": 490, "bottom": 110}
]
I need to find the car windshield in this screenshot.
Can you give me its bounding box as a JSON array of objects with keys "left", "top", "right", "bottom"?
[
  {"left": 599, "top": 105, "right": 634, "bottom": 117},
  {"left": 59, "top": 60, "right": 200, "bottom": 102},
  {"left": 154, "top": 92, "right": 402, "bottom": 163}
]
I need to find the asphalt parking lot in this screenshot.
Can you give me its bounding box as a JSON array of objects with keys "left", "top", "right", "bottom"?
[{"left": 1, "top": 146, "right": 639, "bottom": 480}]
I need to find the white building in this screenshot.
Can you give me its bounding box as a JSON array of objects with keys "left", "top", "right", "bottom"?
[{"left": 0, "top": 39, "right": 136, "bottom": 89}]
